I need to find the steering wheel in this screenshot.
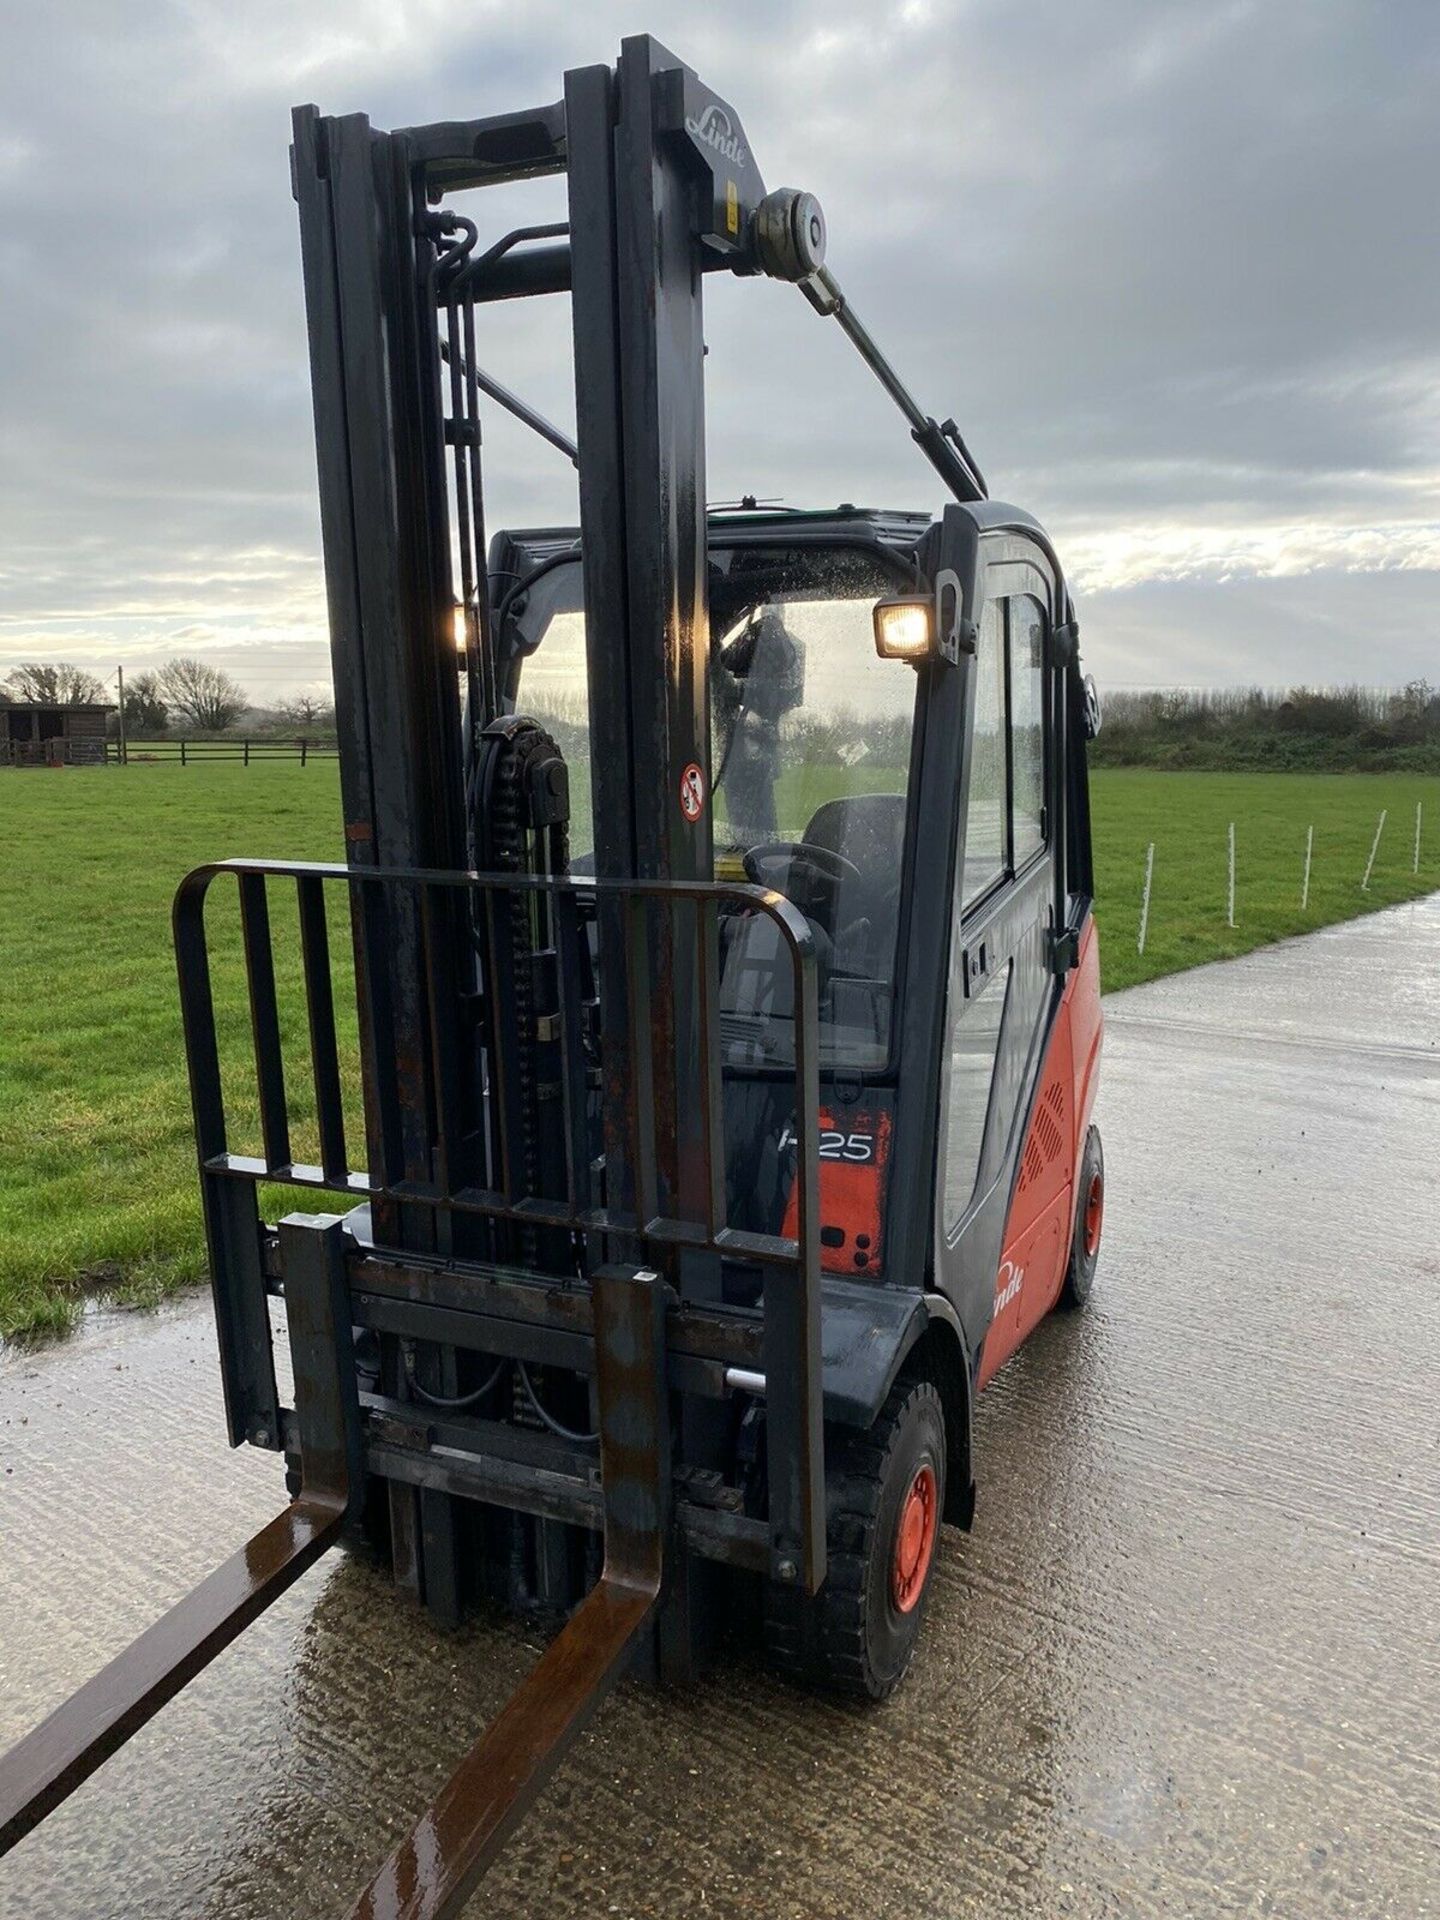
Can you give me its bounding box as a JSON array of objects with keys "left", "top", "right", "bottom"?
[{"left": 742, "top": 840, "right": 861, "bottom": 921}]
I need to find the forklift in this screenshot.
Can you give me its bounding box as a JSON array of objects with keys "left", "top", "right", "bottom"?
[{"left": 0, "top": 35, "right": 1104, "bottom": 1919}]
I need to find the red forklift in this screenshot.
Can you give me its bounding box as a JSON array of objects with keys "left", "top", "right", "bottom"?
[{"left": 0, "top": 35, "right": 1103, "bottom": 1919}]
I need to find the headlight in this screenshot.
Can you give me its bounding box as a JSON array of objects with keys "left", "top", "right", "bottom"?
[{"left": 872, "top": 595, "right": 936, "bottom": 661}]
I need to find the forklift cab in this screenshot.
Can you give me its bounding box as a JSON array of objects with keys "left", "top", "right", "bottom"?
[{"left": 493, "top": 501, "right": 1101, "bottom": 1371}]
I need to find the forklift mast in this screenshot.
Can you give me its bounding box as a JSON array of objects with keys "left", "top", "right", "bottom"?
[{"left": 287, "top": 36, "right": 832, "bottom": 1648}]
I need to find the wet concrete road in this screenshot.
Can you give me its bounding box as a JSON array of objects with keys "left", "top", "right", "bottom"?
[{"left": 3, "top": 896, "right": 1438, "bottom": 1919}]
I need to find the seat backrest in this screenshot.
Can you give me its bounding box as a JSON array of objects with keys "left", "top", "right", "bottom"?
[
  {"left": 801, "top": 792, "right": 907, "bottom": 973},
  {"left": 802, "top": 792, "right": 907, "bottom": 878}
]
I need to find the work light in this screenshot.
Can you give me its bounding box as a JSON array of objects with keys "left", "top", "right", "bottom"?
[{"left": 873, "top": 594, "right": 936, "bottom": 661}]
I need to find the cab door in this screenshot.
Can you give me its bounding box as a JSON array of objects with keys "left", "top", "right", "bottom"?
[{"left": 933, "top": 534, "right": 1066, "bottom": 1369}]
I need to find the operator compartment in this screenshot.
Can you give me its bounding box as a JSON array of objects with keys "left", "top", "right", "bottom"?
[{"left": 496, "top": 509, "right": 932, "bottom": 1277}]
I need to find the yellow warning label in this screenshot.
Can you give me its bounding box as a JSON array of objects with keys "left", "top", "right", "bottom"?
[{"left": 726, "top": 179, "right": 739, "bottom": 235}]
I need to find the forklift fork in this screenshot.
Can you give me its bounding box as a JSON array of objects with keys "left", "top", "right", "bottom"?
[
  {"left": 0, "top": 1214, "right": 361, "bottom": 1854},
  {"left": 349, "top": 1265, "right": 670, "bottom": 1920},
  {"left": 0, "top": 1248, "right": 672, "bottom": 1920}
]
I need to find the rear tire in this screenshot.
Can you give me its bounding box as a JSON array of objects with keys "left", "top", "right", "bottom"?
[
  {"left": 766, "top": 1374, "right": 947, "bottom": 1701},
  {"left": 1061, "top": 1124, "right": 1104, "bottom": 1309}
]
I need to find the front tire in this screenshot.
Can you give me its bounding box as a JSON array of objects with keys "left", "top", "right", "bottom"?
[{"left": 766, "top": 1374, "right": 947, "bottom": 1700}]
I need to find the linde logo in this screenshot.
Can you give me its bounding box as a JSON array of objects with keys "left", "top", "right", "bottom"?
[
  {"left": 685, "top": 101, "right": 747, "bottom": 167},
  {"left": 994, "top": 1259, "right": 1024, "bottom": 1314}
]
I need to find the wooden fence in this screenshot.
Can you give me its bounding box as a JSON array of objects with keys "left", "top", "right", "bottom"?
[
  {"left": 107, "top": 738, "right": 339, "bottom": 766},
  {"left": 2, "top": 738, "right": 106, "bottom": 768}
]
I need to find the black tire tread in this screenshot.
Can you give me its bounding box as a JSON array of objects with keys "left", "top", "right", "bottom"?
[
  {"left": 766, "top": 1373, "right": 945, "bottom": 1701},
  {"left": 1060, "top": 1123, "right": 1104, "bottom": 1309}
]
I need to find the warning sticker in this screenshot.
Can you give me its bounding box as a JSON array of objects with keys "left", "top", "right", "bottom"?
[{"left": 679, "top": 762, "right": 706, "bottom": 823}]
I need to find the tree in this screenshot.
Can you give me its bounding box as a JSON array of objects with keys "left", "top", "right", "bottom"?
[
  {"left": 275, "top": 692, "right": 335, "bottom": 730},
  {"left": 122, "top": 671, "right": 168, "bottom": 736},
  {"left": 156, "top": 656, "right": 247, "bottom": 732},
  {"left": 2, "top": 660, "right": 107, "bottom": 705}
]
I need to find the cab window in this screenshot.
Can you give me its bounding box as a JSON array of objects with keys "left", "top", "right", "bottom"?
[
  {"left": 962, "top": 589, "right": 1048, "bottom": 910},
  {"left": 940, "top": 959, "right": 1010, "bottom": 1228},
  {"left": 960, "top": 598, "right": 1005, "bottom": 908},
  {"left": 505, "top": 543, "right": 920, "bottom": 1071},
  {"left": 1009, "top": 595, "right": 1046, "bottom": 868}
]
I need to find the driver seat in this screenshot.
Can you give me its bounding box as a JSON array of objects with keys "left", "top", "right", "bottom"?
[{"left": 800, "top": 793, "right": 907, "bottom": 1017}]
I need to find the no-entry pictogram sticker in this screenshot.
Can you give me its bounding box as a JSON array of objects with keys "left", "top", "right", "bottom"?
[{"left": 679, "top": 761, "right": 706, "bottom": 823}]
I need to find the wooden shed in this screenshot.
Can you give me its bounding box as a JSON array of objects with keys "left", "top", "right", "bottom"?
[{"left": 0, "top": 700, "right": 114, "bottom": 767}]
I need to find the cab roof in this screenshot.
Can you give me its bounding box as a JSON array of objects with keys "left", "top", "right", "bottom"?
[{"left": 493, "top": 505, "right": 934, "bottom": 576}]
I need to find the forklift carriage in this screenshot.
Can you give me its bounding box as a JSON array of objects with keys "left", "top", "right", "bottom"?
[{"left": 0, "top": 35, "right": 1103, "bottom": 1920}]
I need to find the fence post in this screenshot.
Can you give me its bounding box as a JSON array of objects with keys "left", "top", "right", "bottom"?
[
  {"left": 1301, "top": 825, "right": 1313, "bottom": 909},
  {"left": 244, "top": 739, "right": 250, "bottom": 767},
  {"left": 1361, "top": 809, "right": 1387, "bottom": 891},
  {"left": 1137, "top": 842, "right": 1155, "bottom": 955},
  {"left": 181, "top": 739, "right": 187, "bottom": 767},
  {"left": 301, "top": 738, "right": 308, "bottom": 768},
  {"left": 1227, "top": 822, "right": 1236, "bottom": 929},
  {"left": 1415, "top": 801, "right": 1423, "bottom": 875}
]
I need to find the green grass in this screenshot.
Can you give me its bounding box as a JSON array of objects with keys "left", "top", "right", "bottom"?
[
  {"left": 1091, "top": 771, "right": 1439, "bottom": 990},
  {"left": 1, "top": 764, "right": 1436, "bottom": 1339},
  {"left": 0, "top": 767, "right": 348, "bottom": 1339}
]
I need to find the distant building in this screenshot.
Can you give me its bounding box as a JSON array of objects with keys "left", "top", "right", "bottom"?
[{"left": 1, "top": 700, "right": 115, "bottom": 767}]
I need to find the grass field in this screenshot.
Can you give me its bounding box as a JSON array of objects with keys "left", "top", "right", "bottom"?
[
  {"left": 2, "top": 763, "right": 1436, "bottom": 1338},
  {"left": 1091, "top": 769, "right": 1438, "bottom": 989}
]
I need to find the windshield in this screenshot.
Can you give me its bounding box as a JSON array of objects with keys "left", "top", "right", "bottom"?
[{"left": 503, "top": 543, "right": 919, "bottom": 1070}]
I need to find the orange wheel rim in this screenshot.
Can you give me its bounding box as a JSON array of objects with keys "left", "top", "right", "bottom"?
[
  {"left": 1084, "top": 1170, "right": 1104, "bottom": 1256},
  {"left": 891, "top": 1463, "right": 938, "bottom": 1615}
]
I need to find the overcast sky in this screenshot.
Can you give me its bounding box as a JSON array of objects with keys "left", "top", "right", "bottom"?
[{"left": 1, "top": 0, "right": 1436, "bottom": 703}]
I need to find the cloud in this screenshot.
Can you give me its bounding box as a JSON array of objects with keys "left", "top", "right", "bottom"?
[
  {"left": 1, "top": 0, "right": 1436, "bottom": 698},
  {"left": 1083, "top": 564, "right": 1440, "bottom": 691},
  {"left": 1063, "top": 516, "right": 1440, "bottom": 594}
]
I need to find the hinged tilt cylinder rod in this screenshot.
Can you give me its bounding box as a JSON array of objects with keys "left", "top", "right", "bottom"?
[{"left": 749, "top": 186, "right": 988, "bottom": 503}]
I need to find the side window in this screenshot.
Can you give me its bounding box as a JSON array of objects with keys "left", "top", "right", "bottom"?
[
  {"left": 963, "top": 586, "right": 1049, "bottom": 905},
  {"left": 960, "top": 598, "right": 1005, "bottom": 909},
  {"left": 941, "top": 960, "right": 1011, "bottom": 1231},
  {"left": 1008, "top": 596, "right": 1046, "bottom": 867}
]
